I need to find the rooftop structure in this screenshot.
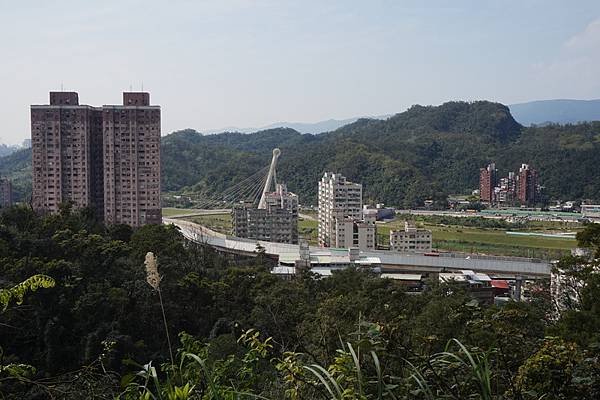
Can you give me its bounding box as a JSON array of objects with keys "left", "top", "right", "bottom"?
[{"left": 274, "top": 247, "right": 381, "bottom": 277}]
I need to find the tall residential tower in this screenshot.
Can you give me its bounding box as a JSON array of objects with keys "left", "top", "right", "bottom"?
[
  {"left": 517, "top": 163, "right": 539, "bottom": 206},
  {"left": 0, "top": 177, "right": 13, "bottom": 208},
  {"left": 479, "top": 163, "right": 497, "bottom": 203},
  {"left": 31, "top": 91, "right": 161, "bottom": 226},
  {"left": 31, "top": 92, "right": 104, "bottom": 216},
  {"left": 103, "top": 93, "right": 162, "bottom": 226}
]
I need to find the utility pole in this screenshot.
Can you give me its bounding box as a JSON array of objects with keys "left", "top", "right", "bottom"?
[{"left": 514, "top": 275, "right": 523, "bottom": 301}]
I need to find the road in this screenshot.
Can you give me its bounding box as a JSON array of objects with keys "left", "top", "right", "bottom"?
[{"left": 165, "top": 217, "right": 552, "bottom": 278}]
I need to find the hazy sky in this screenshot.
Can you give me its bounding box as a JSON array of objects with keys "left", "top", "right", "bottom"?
[{"left": 1, "top": 0, "right": 599, "bottom": 144}]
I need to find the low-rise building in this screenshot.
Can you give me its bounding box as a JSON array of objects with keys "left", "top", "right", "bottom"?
[
  {"left": 233, "top": 183, "right": 298, "bottom": 244},
  {"left": 363, "top": 204, "right": 395, "bottom": 221},
  {"left": 389, "top": 221, "right": 432, "bottom": 253},
  {"left": 273, "top": 246, "right": 381, "bottom": 277},
  {"left": 333, "top": 215, "right": 376, "bottom": 250}
]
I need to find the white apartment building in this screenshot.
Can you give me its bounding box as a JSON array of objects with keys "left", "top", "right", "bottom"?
[
  {"left": 389, "top": 221, "right": 432, "bottom": 253},
  {"left": 318, "top": 172, "right": 375, "bottom": 250},
  {"left": 334, "top": 216, "right": 376, "bottom": 250}
]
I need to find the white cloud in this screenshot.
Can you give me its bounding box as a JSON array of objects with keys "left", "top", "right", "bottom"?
[
  {"left": 528, "top": 17, "right": 600, "bottom": 99},
  {"left": 565, "top": 18, "right": 600, "bottom": 50}
]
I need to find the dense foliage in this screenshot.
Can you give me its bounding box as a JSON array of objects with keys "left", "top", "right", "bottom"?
[
  {"left": 1, "top": 207, "right": 600, "bottom": 398},
  {"left": 2, "top": 101, "right": 600, "bottom": 206},
  {"left": 0, "top": 147, "right": 31, "bottom": 203},
  {"left": 0, "top": 144, "right": 20, "bottom": 158}
]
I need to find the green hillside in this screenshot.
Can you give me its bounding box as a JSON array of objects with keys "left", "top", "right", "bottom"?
[
  {"left": 3, "top": 101, "right": 600, "bottom": 206},
  {"left": 163, "top": 101, "right": 600, "bottom": 206},
  {"left": 0, "top": 147, "right": 31, "bottom": 202}
]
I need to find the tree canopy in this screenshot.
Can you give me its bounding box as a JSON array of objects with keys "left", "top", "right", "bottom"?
[{"left": 1, "top": 206, "right": 600, "bottom": 398}]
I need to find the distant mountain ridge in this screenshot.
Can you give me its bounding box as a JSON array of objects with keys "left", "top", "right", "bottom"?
[
  {"left": 202, "top": 98, "right": 600, "bottom": 134},
  {"left": 204, "top": 99, "right": 600, "bottom": 134},
  {"left": 203, "top": 115, "right": 390, "bottom": 135},
  {"left": 509, "top": 99, "right": 600, "bottom": 126},
  {"left": 0, "top": 144, "right": 20, "bottom": 158}
]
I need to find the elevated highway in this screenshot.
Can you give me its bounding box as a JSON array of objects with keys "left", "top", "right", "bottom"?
[{"left": 165, "top": 218, "right": 552, "bottom": 278}]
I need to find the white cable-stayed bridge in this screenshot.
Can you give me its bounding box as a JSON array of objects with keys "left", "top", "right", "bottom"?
[
  {"left": 176, "top": 148, "right": 282, "bottom": 210},
  {"left": 163, "top": 149, "right": 552, "bottom": 278}
]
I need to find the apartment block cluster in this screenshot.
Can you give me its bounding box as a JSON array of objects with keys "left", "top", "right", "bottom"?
[
  {"left": 317, "top": 172, "right": 432, "bottom": 252},
  {"left": 0, "top": 177, "right": 13, "bottom": 209},
  {"left": 233, "top": 183, "right": 299, "bottom": 244},
  {"left": 31, "top": 91, "right": 161, "bottom": 227},
  {"left": 479, "top": 163, "right": 541, "bottom": 206}
]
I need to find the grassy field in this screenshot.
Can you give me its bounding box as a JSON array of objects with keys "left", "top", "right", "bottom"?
[
  {"left": 162, "top": 207, "right": 204, "bottom": 217},
  {"left": 377, "top": 218, "right": 578, "bottom": 259},
  {"left": 178, "top": 209, "right": 578, "bottom": 259},
  {"left": 299, "top": 211, "right": 578, "bottom": 257},
  {"left": 187, "top": 213, "right": 233, "bottom": 234},
  {"left": 299, "top": 217, "right": 318, "bottom": 243}
]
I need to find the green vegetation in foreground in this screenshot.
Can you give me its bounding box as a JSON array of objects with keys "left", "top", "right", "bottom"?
[{"left": 3, "top": 205, "right": 600, "bottom": 398}]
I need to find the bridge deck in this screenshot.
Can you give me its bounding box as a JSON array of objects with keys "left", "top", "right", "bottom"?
[{"left": 165, "top": 218, "right": 551, "bottom": 277}]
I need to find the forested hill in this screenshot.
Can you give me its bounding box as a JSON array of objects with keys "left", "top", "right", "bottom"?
[
  {"left": 0, "top": 147, "right": 31, "bottom": 202},
  {"left": 3, "top": 101, "right": 600, "bottom": 205},
  {"left": 162, "top": 101, "right": 600, "bottom": 205}
]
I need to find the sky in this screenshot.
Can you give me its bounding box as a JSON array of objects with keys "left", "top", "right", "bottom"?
[{"left": 1, "top": 0, "right": 599, "bottom": 145}]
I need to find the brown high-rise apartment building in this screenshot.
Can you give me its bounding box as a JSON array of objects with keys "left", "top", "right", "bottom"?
[
  {"left": 31, "top": 92, "right": 104, "bottom": 216},
  {"left": 517, "top": 163, "right": 539, "bottom": 205},
  {"left": 103, "top": 93, "right": 161, "bottom": 226},
  {"left": 479, "top": 163, "right": 497, "bottom": 203},
  {"left": 0, "top": 177, "right": 13, "bottom": 208},
  {"left": 31, "top": 91, "right": 161, "bottom": 226}
]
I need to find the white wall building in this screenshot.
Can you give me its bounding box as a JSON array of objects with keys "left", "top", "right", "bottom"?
[
  {"left": 318, "top": 172, "right": 375, "bottom": 250},
  {"left": 389, "top": 221, "right": 432, "bottom": 253}
]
